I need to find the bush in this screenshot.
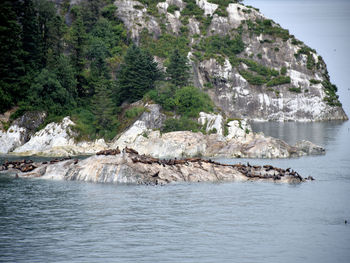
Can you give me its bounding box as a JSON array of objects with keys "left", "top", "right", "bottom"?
[
  {"left": 145, "top": 82, "right": 177, "bottom": 111},
  {"left": 280, "top": 66, "right": 287, "bottom": 75},
  {"left": 310, "top": 79, "right": 321, "bottom": 85},
  {"left": 239, "top": 70, "right": 267, "bottom": 85},
  {"left": 266, "top": 76, "right": 291, "bottom": 87},
  {"left": 289, "top": 87, "right": 302, "bottom": 93},
  {"left": 167, "top": 4, "right": 179, "bottom": 14},
  {"left": 239, "top": 58, "right": 279, "bottom": 77},
  {"left": 246, "top": 19, "right": 291, "bottom": 41},
  {"left": 124, "top": 106, "right": 145, "bottom": 119},
  {"left": 174, "top": 86, "right": 214, "bottom": 117},
  {"left": 162, "top": 117, "right": 200, "bottom": 133},
  {"left": 198, "top": 35, "right": 244, "bottom": 58}
]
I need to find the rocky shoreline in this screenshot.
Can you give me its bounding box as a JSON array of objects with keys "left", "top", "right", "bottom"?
[
  {"left": 0, "top": 105, "right": 326, "bottom": 159},
  {"left": 1, "top": 147, "right": 314, "bottom": 185}
]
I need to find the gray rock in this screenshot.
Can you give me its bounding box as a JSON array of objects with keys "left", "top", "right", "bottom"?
[
  {"left": 13, "top": 151, "right": 307, "bottom": 184},
  {"left": 294, "top": 140, "right": 325, "bottom": 155},
  {"left": 139, "top": 104, "right": 166, "bottom": 129}
]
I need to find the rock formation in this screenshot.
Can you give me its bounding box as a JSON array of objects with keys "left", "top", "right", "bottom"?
[
  {"left": 1, "top": 148, "right": 314, "bottom": 184},
  {"left": 109, "top": 0, "right": 347, "bottom": 121}
]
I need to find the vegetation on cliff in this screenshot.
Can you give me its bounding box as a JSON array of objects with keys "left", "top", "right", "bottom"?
[{"left": 0, "top": 0, "right": 345, "bottom": 139}]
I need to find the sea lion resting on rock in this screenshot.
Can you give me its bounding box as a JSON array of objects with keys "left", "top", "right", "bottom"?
[{"left": 1, "top": 148, "right": 314, "bottom": 185}]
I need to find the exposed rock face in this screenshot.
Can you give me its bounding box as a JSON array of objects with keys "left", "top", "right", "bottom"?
[
  {"left": 198, "top": 112, "right": 223, "bottom": 135},
  {"left": 0, "top": 111, "right": 46, "bottom": 153},
  {"left": 0, "top": 125, "right": 27, "bottom": 153},
  {"left": 114, "top": 0, "right": 161, "bottom": 41},
  {"left": 13, "top": 117, "right": 107, "bottom": 156},
  {"left": 111, "top": 0, "right": 347, "bottom": 121},
  {"left": 6, "top": 151, "right": 309, "bottom": 184},
  {"left": 3, "top": 107, "right": 325, "bottom": 158},
  {"left": 111, "top": 112, "right": 325, "bottom": 159}
]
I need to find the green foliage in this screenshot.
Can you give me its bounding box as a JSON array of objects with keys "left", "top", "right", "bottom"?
[
  {"left": 0, "top": 1, "right": 24, "bottom": 112},
  {"left": 322, "top": 80, "right": 341, "bottom": 106},
  {"left": 246, "top": 19, "right": 290, "bottom": 41},
  {"left": 162, "top": 117, "right": 200, "bottom": 133},
  {"left": 92, "top": 79, "right": 119, "bottom": 139},
  {"left": 289, "top": 87, "right": 302, "bottom": 93},
  {"left": 174, "top": 86, "right": 214, "bottom": 117},
  {"left": 239, "top": 70, "right": 267, "bottom": 85},
  {"left": 145, "top": 82, "right": 176, "bottom": 111},
  {"left": 117, "top": 45, "right": 162, "bottom": 104},
  {"left": 295, "top": 46, "right": 316, "bottom": 70},
  {"left": 197, "top": 35, "right": 244, "bottom": 59},
  {"left": 239, "top": 58, "right": 279, "bottom": 78},
  {"left": 266, "top": 76, "right": 291, "bottom": 87},
  {"left": 124, "top": 107, "right": 146, "bottom": 119},
  {"left": 146, "top": 84, "right": 213, "bottom": 118},
  {"left": 140, "top": 31, "right": 190, "bottom": 58},
  {"left": 166, "top": 49, "right": 191, "bottom": 87},
  {"left": 310, "top": 79, "right": 321, "bottom": 85},
  {"left": 280, "top": 66, "right": 287, "bottom": 75},
  {"left": 208, "top": 0, "right": 242, "bottom": 17},
  {"left": 181, "top": 0, "right": 204, "bottom": 21},
  {"left": 167, "top": 4, "right": 180, "bottom": 14}
]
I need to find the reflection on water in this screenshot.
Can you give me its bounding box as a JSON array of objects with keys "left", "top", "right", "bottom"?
[{"left": 251, "top": 121, "right": 345, "bottom": 146}]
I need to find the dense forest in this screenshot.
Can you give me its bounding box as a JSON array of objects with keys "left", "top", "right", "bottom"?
[{"left": 0, "top": 0, "right": 217, "bottom": 140}]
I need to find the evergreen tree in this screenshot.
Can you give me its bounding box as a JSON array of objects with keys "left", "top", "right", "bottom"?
[
  {"left": 68, "top": 8, "right": 88, "bottom": 97},
  {"left": 21, "top": 0, "right": 41, "bottom": 70},
  {"left": 26, "top": 68, "right": 76, "bottom": 115},
  {"left": 0, "top": 1, "right": 24, "bottom": 112},
  {"left": 117, "top": 45, "right": 162, "bottom": 104},
  {"left": 92, "top": 79, "right": 118, "bottom": 139},
  {"left": 166, "top": 49, "right": 190, "bottom": 87}
]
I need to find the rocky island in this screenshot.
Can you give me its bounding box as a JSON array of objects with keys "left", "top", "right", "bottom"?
[
  {"left": 0, "top": 0, "right": 347, "bottom": 184},
  {"left": 1, "top": 147, "right": 314, "bottom": 184}
]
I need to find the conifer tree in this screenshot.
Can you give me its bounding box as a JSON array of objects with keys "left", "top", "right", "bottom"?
[
  {"left": 92, "top": 79, "right": 117, "bottom": 138},
  {"left": 166, "top": 49, "right": 190, "bottom": 87},
  {"left": 0, "top": 1, "right": 24, "bottom": 112},
  {"left": 117, "top": 45, "right": 162, "bottom": 104},
  {"left": 69, "top": 9, "right": 87, "bottom": 97}
]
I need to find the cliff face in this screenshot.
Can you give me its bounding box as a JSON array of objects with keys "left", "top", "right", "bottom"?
[{"left": 109, "top": 0, "right": 347, "bottom": 121}]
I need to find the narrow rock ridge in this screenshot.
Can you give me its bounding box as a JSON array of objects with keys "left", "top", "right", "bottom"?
[{"left": 1, "top": 148, "right": 314, "bottom": 184}]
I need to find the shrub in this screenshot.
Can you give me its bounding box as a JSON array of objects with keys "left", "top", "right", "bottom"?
[
  {"left": 247, "top": 19, "right": 291, "bottom": 41},
  {"left": 162, "top": 117, "right": 200, "bottom": 132},
  {"left": 266, "top": 76, "right": 291, "bottom": 87},
  {"left": 197, "top": 35, "right": 244, "bottom": 59},
  {"left": 124, "top": 106, "right": 145, "bottom": 119},
  {"left": 280, "top": 66, "right": 287, "bottom": 75},
  {"left": 239, "top": 58, "right": 279, "bottom": 78},
  {"left": 167, "top": 4, "right": 180, "bottom": 14},
  {"left": 239, "top": 70, "right": 267, "bottom": 85},
  {"left": 289, "top": 87, "right": 302, "bottom": 93},
  {"left": 174, "top": 86, "right": 214, "bottom": 117},
  {"left": 310, "top": 79, "right": 321, "bottom": 85}
]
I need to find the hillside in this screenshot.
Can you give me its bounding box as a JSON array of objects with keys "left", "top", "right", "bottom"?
[{"left": 0, "top": 0, "right": 347, "bottom": 142}]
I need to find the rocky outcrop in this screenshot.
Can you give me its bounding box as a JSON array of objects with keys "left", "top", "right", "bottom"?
[
  {"left": 3, "top": 150, "right": 313, "bottom": 184},
  {"left": 110, "top": 0, "right": 347, "bottom": 121},
  {"left": 0, "top": 111, "right": 47, "bottom": 153},
  {"left": 2, "top": 105, "right": 325, "bottom": 158},
  {"left": 13, "top": 117, "right": 107, "bottom": 156},
  {"left": 111, "top": 112, "right": 325, "bottom": 159}
]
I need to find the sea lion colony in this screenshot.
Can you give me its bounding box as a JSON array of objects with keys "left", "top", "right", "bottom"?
[{"left": 1, "top": 147, "right": 314, "bottom": 183}]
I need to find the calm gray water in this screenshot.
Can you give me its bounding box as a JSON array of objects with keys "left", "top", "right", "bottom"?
[{"left": 1, "top": 1, "right": 350, "bottom": 262}]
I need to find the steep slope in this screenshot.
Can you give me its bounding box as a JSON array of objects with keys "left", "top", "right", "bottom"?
[{"left": 110, "top": 0, "right": 347, "bottom": 121}]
